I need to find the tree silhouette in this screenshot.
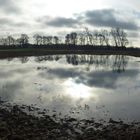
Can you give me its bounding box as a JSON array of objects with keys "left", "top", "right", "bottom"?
[
  {"left": 70, "top": 32, "right": 77, "bottom": 45},
  {"left": 33, "top": 34, "right": 42, "bottom": 45},
  {"left": 101, "top": 30, "right": 110, "bottom": 46},
  {"left": 110, "top": 28, "right": 129, "bottom": 47},
  {"left": 7, "top": 36, "right": 15, "bottom": 46},
  {"left": 53, "top": 36, "right": 59, "bottom": 44},
  {"left": 18, "top": 34, "right": 29, "bottom": 46},
  {"left": 78, "top": 33, "right": 85, "bottom": 45},
  {"left": 65, "top": 34, "right": 71, "bottom": 45}
]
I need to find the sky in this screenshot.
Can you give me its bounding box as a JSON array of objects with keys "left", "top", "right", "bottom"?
[{"left": 0, "top": 0, "right": 139, "bottom": 46}]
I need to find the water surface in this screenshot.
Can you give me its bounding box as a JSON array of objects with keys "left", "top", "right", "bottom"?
[{"left": 0, "top": 55, "right": 140, "bottom": 122}]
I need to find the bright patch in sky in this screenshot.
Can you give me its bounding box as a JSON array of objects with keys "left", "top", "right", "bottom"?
[{"left": 24, "top": 0, "right": 110, "bottom": 17}]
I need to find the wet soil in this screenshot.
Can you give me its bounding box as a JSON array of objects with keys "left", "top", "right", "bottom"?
[{"left": 0, "top": 99, "right": 140, "bottom": 140}]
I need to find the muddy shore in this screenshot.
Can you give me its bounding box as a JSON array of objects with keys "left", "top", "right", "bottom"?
[{"left": 0, "top": 99, "right": 140, "bottom": 140}]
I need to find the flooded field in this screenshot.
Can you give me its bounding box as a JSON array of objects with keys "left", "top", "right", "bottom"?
[{"left": 0, "top": 54, "right": 140, "bottom": 139}]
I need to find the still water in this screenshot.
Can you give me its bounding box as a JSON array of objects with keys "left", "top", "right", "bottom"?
[{"left": 0, "top": 55, "right": 140, "bottom": 122}]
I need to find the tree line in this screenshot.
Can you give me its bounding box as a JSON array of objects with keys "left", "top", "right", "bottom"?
[{"left": 0, "top": 27, "right": 129, "bottom": 47}]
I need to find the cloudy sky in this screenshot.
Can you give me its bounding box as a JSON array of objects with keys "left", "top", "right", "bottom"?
[{"left": 0, "top": 0, "right": 140, "bottom": 46}]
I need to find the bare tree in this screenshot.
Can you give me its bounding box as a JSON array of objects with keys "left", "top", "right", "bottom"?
[
  {"left": 0, "top": 38, "right": 7, "bottom": 46},
  {"left": 65, "top": 34, "right": 71, "bottom": 45},
  {"left": 7, "top": 36, "right": 15, "bottom": 46},
  {"left": 98, "top": 34, "right": 105, "bottom": 46},
  {"left": 84, "top": 27, "right": 93, "bottom": 45},
  {"left": 101, "top": 30, "right": 110, "bottom": 46},
  {"left": 110, "top": 28, "right": 129, "bottom": 47},
  {"left": 78, "top": 33, "right": 85, "bottom": 45},
  {"left": 116, "top": 28, "right": 129, "bottom": 47},
  {"left": 53, "top": 36, "right": 59, "bottom": 44},
  {"left": 93, "top": 31, "right": 98, "bottom": 46},
  {"left": 46, "top": 36, "right": 53, "bottom": 45},
  {"left": 19, "top": 34, "right": 29, "bottom": 45},
  {"left": 42, "top": 36, "right": 47, "bottom": 45},
  {"left": 33, "top": 34, "right": 42, "bottom": 45},
  {"left": 110, "top": 28, "right": 119, "bottom": 47},
  {"left": 70, "top": 32, "right": 77, "bottom": 45}
]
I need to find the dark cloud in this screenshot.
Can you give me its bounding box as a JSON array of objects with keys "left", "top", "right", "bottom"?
[
  {"left": 0, "top": 0, "right": 10, "bottom": 6},
  {"left": 84, "top": 9, "right": 139, "bottom": 30},
  {"left": 37, "top": 9, "right": 139, "bottom": 31},
  {"left": 47, "top": 17, "right": 79, "bottom": 28},
  {"left": 0, "top": 18, "right": 11, "bottom": 25},
  {"left": 0, "top": 0, "right": 20, "bottom": 14},
  {"left": 38, "top": 17, "right": 79, "bottom": 28},
  {"left": 0, "top": 17, "right": 29, "bottom": 27}
]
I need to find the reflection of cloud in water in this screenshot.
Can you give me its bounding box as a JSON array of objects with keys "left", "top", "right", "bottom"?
[
  {"left": 78, "top": 70, "right": 139, "bottom": 89},
  {"left": 39, "top": 68, "right": 79, "bottom": 79},
  {"left": 0, "top": 80, "right": 23, "bottom": 101},
  {"left": 64, "top": 78, "right": 98, "bottom": 100},
  {"left": 39, "top": 66, "right": 139, "bottom": 89}
]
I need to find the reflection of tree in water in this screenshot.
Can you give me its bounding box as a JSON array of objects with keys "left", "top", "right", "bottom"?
[
  {"left": 18, "top": 57, "right": 29, "bottom": 63},
  {"left": 66, "top": 55, "right": 128, "bottom": 73},
  {"left": 112, "top": 55, "right": 128, "bottom": 73},
  {"left": 35, "top": 55, "right": 62, "bottom": 63},
  {"left": 66, "top": 55, "right": 79, "bottom": 65},
  {"left": 7, "top": 57, "right": 14, "bottom": 62},
  {"left": 33, "top": 54, "right": 128, "bottom": 73}
]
